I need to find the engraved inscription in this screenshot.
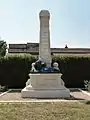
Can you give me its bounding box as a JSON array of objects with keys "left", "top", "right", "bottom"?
[{"left": 37, "top": 78, "right": 58, "bottom": 88}]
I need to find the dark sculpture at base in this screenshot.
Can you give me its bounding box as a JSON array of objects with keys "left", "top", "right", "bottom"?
[{"left": 30, "top": 59, "right": 60, "bottom": 73}]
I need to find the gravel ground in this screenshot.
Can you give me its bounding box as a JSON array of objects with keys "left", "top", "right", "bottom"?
[{"left": 0, "top": 89, "right": 90, "bottom": 101}]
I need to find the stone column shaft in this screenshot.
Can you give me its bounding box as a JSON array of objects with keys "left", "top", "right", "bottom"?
[{"left": 39, "top": 10, "right": 52, "bottom": 67}]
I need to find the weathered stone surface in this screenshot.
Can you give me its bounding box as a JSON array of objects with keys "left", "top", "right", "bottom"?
[
  {"left": 26, "top": 74, "right": 64, "bottom": 89},
  {"left": 39, "top": 10, "right": 51, "bottom": 67},
  {"left": 22, "top": 73, "right": 70, "bottom": 98}
]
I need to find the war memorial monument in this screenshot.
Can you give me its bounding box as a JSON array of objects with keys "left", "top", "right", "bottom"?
[{"left": 21, "top": 10, "right": 70, "bottom": 98}]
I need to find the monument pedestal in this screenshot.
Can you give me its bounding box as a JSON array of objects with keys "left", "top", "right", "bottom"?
[{"left": 21, "top": 73, "right": 70, "bottom": 98}]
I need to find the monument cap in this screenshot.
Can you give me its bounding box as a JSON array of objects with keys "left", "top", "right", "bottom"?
[{"left": 39, "top": 10, "right": 50, "bottom": 18}]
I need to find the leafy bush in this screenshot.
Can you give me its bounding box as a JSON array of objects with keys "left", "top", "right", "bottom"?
[
  {"left": 0, "top": 54, "right": 36, "bottom": 88},
  {"left": 0, "top": 85, "right": 8, "bottom": 92},
  {"left": 0, "top": 55, "right": 90, "bottom": 88},
  {"left": 53, "top": 56, "right": 90, "bottom": 88},
  {"left": 84, "top": 80, "right": 90, "bottom": 91}
]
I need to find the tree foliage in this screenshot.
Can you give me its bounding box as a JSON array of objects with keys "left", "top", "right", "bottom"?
[{"left": 0, "top": 40, "right": 7, "bottom": 57}]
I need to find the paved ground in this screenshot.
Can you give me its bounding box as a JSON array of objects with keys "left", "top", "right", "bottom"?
[{"left": 0, "top": 89, "right": 90, "bottom": 102}]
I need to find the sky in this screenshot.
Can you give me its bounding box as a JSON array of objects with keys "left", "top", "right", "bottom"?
[{"left": 0, "top": 0, "right": 90, "bottom": 48}]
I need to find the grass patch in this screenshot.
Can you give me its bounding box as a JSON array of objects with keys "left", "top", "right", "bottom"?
[{"left": 0, "top": 102, "right": 90, "bottom": 120}]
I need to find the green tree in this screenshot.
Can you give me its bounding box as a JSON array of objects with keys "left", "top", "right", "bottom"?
[{"left": 0, "top": 38, "right": 7, "bottom": 57}]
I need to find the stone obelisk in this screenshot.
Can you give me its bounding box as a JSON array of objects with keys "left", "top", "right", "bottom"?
[
  {"left": 21, "top": 10, "right": 70, "bottom": 98},
  {"left": 39, "top": 10, "right": 52, "bottom": 67}
]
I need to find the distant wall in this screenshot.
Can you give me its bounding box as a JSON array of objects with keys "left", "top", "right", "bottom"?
[{"left": 8, "top": 43, "right": 90, "bottom": 55}]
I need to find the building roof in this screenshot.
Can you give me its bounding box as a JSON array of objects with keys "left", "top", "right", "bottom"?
[{"left": 8, "top": 43, "right": 90, "bottom": 54}]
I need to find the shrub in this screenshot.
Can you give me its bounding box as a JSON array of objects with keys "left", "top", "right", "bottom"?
[
  {"left": 53, "top": 55, "right": 90, "bottom": 88},
  {"left": 0, "top": 54, "right": 36, "bottom": 88},
  {"left": 0, "top": 85, "right": 8, "bottom": 92},
  {"left": 84, "top": 80, "right": 90, "bottom": 91},
  {"left": 0, "top": 55, "right": 90, "bottom": 88}
]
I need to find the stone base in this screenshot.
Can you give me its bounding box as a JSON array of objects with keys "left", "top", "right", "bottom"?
[
  {"left": 21, "top": 73, "right": 70, "bottom": 98},
  {"left": 21, "top": 87, "right": 70, "bottom": 98}
]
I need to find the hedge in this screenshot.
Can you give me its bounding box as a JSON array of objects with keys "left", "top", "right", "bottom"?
[
  {"left": 53, "top": 55, "right": 90, "bottom": 88},
  {"left": 0, "top": 55, "right": 36, "bottom": 88},
  {"left": 0, "top": 55, "right": 90, "bottom": 88}
]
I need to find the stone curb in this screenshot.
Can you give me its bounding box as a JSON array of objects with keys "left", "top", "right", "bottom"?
[
  {"left": 0, "top": 88, "right": 89, "bottom": 103},
  {"left": 0, "top": 100, "right": 81, "bottom": 103},
  {"left": 79, "top": 89, "right": 90, "bottom": 97},
  {"left": 0, "top": 89, "right": 12, "bottom": 97}
]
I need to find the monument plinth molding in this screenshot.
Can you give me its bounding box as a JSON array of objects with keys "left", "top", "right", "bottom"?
[{"left": 22, "top": 73, "right": 70, "bottom": 98}]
